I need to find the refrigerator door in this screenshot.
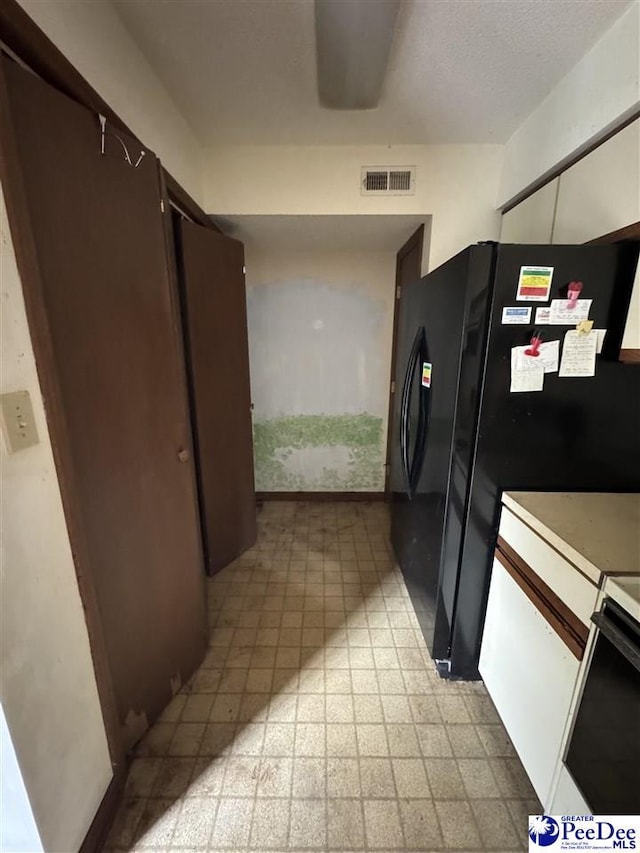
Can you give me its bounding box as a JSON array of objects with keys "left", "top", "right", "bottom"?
[
  {"left": 389, "top": 246, "right": 494, "bottom": 657},
  {"left": 449, "top": 242, "right": 640, "bottom": 680}
]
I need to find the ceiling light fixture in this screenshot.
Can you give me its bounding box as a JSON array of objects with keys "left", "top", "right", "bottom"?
[{"left": 314, "top": 0, "right": 401, "bottom": 110}]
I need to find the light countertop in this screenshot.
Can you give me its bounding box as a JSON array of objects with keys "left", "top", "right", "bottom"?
[
  {"left": 502, "top": 492, "right": 640, "bottom": 584},
  {"left": 606, "top": 576, "right": 640, "bottom": 623}
]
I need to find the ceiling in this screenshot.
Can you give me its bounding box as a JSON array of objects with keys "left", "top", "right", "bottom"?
[
  {"left": 218, "top": 214, "right": 429, "bottom": 252},
  {"left": 113, "top": 0, "right": 630, "bottom": 147}
]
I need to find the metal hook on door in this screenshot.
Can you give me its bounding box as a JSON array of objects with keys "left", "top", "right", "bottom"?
[{"left": 98, "top": 114, "right": 146, "bottom": 168}]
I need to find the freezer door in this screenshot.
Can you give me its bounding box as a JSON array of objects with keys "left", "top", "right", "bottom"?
[{"left": 389, "top": 246, "right": 489, "bottom": 658}]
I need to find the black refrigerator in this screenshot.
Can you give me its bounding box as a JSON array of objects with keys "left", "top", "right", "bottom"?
[{"left": 389, "top": 241, "right": 640, "bottom": 680}]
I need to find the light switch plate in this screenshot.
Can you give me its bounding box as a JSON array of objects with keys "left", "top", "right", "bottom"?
[{"left": 1, "top": 390, "right": 39, "bottom": 453}]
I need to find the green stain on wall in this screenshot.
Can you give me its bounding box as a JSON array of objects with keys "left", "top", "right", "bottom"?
[{"left": 253, "top": 413, "right": 384, "bottom": 491}]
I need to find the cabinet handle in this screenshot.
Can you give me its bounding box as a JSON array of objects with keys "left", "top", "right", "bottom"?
[{"left": 177, "top": 448, "right": 190, "bottom": 463}]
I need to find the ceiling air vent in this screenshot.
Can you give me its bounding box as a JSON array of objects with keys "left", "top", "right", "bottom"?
[{"left": 361, "top": 166, "right": 416, "bottom": 196}]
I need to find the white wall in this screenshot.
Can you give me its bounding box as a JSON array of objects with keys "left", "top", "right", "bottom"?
[
  {"left": 499, "top": 0, "right": 640, "bottom": 207},
  {"left": 17, "top": 0, "right": 204, "bottom": 205},
  {"left": 1, "top": 186, "right": 112, "bottom": 852},
  {"left": 207, "top": 145, "right": 503, "bottom": 492},
  {"left": 246, "top": 249, "right": 396, "bottom": 491},
  {"left": 552, "top": 120, "right": 640, "bottom": 245},
  {"left": 204, "top": 145, "right": 504, "bottom": 270}
]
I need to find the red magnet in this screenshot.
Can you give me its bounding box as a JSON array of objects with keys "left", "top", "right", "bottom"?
[
  {"left": 524, "top": 331, "right": 542, "bottom": 357},
  {"left": 567, "top": 280, "right": 583, "bottom": 309}
]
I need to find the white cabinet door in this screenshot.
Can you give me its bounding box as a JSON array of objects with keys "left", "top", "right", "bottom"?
[
  {"left": 500, "top": 179, "right": 558, "bottom": 244},
  {"left": 480, "top": 558, "right": 581, "bottom": 806},
  {"left": 549, "top": 765, "right": 590, "bottom": 815},
  {"left": 552, "top": 120, "right": 640, "bottom": 350},
  {"left": 553, "top": 120, "right": 640, "bottom": 245}
]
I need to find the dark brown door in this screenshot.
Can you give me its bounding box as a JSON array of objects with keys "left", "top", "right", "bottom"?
[
  {"left": 385, "top": 225, "right": 425, "bottom": 495},
  {"left": 1, "top": 57, "right": 207, "bottom": 750},
  {"left": 176, "top": 219, "right": 257, "bottom": 573}
]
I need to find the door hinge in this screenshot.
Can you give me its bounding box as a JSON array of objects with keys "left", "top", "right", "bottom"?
[
  {"left": 160, "top": 199, "right": 165, "bottom": 213},
  {"left": 396, "top": 285, "right": 401, "bottom": 299},
  {"left": 391, "top": 380, "right": 395, "bottom": 393},
  {"left": 242, "top": 265, "right": 246, "bottom": 275}
]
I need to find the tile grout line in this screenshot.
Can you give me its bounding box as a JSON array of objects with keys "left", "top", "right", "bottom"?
[{"left": 110, "top": 503, "right": 538, "bottom": 852}]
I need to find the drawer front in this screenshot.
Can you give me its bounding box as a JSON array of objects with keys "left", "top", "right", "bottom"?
[
  {"left": 495, "top": 536, "right": 589, "bottom": 660},
  {"left": 499, "top": 506, "right": 599, "bottom": 627}
]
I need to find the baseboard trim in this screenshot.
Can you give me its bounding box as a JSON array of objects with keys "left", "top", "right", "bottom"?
[
  {"left": 256, "top": 491, "right": 386, "bottom": 502},
  {"left": 79, "top": 763, "right": 127, "bottom": 853}
]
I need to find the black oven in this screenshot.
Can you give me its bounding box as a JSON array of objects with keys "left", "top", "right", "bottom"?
[{"left": 565, "top": 598, "right": 640, "bottom": 814}]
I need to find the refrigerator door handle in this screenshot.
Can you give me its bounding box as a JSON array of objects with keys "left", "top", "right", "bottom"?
[
  {"left": 400, "top": 326, "right": 425, "bottom": 498},
  {"left": 409, "top": 332, "right": 431, "bottom": 492}
]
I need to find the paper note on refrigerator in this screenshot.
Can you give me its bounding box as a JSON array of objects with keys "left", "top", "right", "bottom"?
[
  {"left": 594, "top": 329, "right": 607, "bottom": 354},
  {"left": 549, "top": 299, "right": 592, "bottom": 324},
  {"left": 510, "top": 366, "right": 544, "bottom": 392},
  {"left": 512, "top": 340, "right": 559, "bottom": 374},
  {"left": 559, "top": 330, "right": 597, "bottom": 377},
  {"left": 534, "top": 307, "right": 552, "bottom": 324}
]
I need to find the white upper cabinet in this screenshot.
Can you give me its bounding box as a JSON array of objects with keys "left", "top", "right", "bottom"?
[
  {"left": 553, "top": 121, "right": 640, "bottom": 349},
  {"left": 502, "top": 121, "right": 640, "bottom": 347},
  {"left": 500, "top": 178, "right": 558, "bottom": 244},
  {"left": 552, "top": 120, "right": 640, "bottom": 244}
]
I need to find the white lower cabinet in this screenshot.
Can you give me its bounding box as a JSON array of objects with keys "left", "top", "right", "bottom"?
[
  {"left": 549, "top": 765, "right": 590, "bottom": 815},
  {"left": 479, "top": 556, "right": 581, "bottom": 807}
]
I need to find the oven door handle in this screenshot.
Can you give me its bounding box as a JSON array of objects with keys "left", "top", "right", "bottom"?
[{"left": 591, "top": 611, "right": 640, "bottom": 673}]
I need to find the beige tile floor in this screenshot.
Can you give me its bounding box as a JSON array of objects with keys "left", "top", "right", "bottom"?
[{"left": 106, "top": 501, "right": 540, "bottom": 853}]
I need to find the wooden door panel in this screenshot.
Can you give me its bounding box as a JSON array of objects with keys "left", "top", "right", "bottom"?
[
  {"left": 177, "top": 219, "right": 257, "bottom": 573},
  {"left": 1, "top": 57, "right": 207, "bottom": 750}
]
